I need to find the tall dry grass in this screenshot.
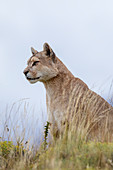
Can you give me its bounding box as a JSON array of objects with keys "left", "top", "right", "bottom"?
[
  {"left": 0, "top": 91, "right": 113, "bottom": 169},
  {"left": 62, "top": 85, "right": 113, "bottom": 143}
]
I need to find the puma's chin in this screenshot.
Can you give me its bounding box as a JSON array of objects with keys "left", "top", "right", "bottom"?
[
  {"left": 26, "top": 76, "right": 41, "bottom": 84},
  {"left": 28, "top": 79, "right": 39, "bottom": 84}
]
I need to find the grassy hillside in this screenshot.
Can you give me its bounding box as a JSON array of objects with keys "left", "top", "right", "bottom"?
[
  {"left": 0, "top": 123, "right": 113, "bottom": 170},
  {"left": 0, "top": 98, "right": 113, "bottom": 170}
]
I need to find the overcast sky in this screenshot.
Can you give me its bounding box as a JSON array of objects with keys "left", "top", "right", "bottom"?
[{"left": 0, "top": 0, "right": 113, "bottom": 116}]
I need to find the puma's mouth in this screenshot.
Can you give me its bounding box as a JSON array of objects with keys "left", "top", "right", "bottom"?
[{"left": 26, "top": 76, "right": 41, "bottom": 80}]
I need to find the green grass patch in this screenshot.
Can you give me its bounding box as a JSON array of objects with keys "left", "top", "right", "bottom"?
[{"left": 1, "top": 127, "right": 113, "bottom": 170}]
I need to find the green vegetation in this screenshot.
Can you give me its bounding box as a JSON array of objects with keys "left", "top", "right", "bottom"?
[
  {"left": 0, "top": 124, "right": 113, "bottom": 170},
  {"left": 0, "top": 99, "right": 113, "bottom": 169}
]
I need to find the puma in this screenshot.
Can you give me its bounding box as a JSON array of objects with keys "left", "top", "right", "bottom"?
[{"left": 23, "top": 43, "right": 113, "bottom": 141}]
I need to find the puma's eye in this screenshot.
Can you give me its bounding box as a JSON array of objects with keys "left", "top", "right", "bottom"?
[{"left": 32, "top": 61, "right": 39, "bottom": 66}]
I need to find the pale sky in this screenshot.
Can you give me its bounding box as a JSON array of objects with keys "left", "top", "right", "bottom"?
[{"left": 0, "top": 0, "right": 113, "bottom": 135}]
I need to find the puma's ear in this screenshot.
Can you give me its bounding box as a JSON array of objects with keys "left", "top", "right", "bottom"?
[
  {"left": 43, "top": 43, "right": 51, "bottom": 55},
  {"left": 31, "top": 47, "right": 38, "bottom": 55},
  {"left": 43, "top": 43, "right": 56, "bottom": 63}
]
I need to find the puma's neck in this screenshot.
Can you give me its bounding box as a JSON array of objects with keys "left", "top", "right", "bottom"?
[{"left": 43, "top": 58, "right": 74, "bottom": 98}]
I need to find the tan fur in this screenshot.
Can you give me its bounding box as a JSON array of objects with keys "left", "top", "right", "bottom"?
[{"left": 23, "top": 43, "right": 113, "bottom": 141}]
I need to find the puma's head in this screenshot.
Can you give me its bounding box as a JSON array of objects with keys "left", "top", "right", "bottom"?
[{"left": 23, "top": 43, "right": 58, "bottom": 84}]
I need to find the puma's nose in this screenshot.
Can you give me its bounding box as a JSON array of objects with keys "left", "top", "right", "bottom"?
[{"left": 23, "top": 70, "right": 29, "bottom": 76}]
